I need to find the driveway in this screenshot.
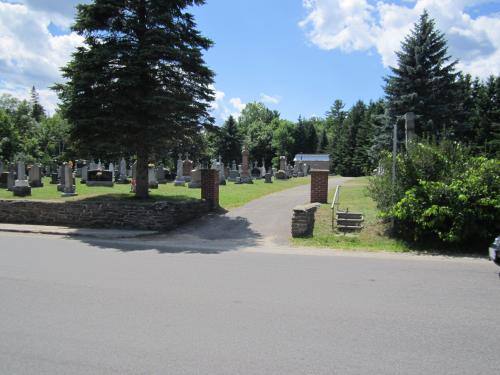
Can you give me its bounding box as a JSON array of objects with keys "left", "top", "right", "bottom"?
[{"left": 152, "top": 176, "right": 350, "bottom": 249}]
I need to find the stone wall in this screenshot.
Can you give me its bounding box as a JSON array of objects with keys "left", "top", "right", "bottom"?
[
  {"left": 0, "top": 199, "right": 211, "bottom": 231},
  {"left": 291, "top": 203, "right": 320, "bottom": 238}
]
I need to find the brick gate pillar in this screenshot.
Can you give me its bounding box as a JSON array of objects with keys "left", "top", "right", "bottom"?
[
  {"left": 310, "top": 169, "right": 329, "bottom": 203},
  {"left": 201, "top": 169, "right": 219, "bottom": 210}
]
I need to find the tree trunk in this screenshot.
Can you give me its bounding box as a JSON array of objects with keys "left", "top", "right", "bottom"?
[{"left": 135, "top": 148, "right": 149, "bottom": 199}]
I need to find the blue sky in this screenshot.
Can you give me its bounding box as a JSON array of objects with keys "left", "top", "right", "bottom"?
[{"left": 0, "top": 0, "right": 499, "bottom": 123}]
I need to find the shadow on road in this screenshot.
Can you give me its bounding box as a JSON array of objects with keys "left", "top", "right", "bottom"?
[{"left": 74, "top": 212, "right": 262, "bottom": 255}]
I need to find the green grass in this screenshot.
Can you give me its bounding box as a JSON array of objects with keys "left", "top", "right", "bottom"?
[
  {"left": 293, "top": 177, "right": 411, "bottom": 252},
  {"left": 0, "top": 176, "right": 311, "bottom": 209}
]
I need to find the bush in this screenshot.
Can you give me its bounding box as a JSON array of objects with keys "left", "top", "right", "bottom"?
[
  {"left": 369, "top": 141, "right": 499, "bottom": 248},
  {"left": 394, "top": 157, "right": 499, "bottom": 246}
]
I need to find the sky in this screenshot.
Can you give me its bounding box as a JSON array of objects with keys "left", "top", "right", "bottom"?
[{"left": 0, "top": 0, "right": 499, "bottom": 124}]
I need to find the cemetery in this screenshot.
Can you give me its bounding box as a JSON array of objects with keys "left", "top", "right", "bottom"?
[{"left": 0, "top": 152, "right": 313, "bottom": 230}]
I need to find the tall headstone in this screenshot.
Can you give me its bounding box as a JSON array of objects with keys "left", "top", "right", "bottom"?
[
  {"left": 117, "top": 158, "right": 129, "bottom": 184},
  {"left": 13, "top": 161, "right": 31, "bottom": 196},
  {"left": 276, "top": 156, "right": 288, "bottom": 180},
  {"left": 217, "top": 156, "right": 226, "bottom": 185},
  {"left": 57, "top": 165, "right": 65, "bottom": 191},
  {"left": 183, "top": 153, "right": 193, "bottom": 182},
  {"left": 28, "top": 164, "right": 43, "bottom": 187},
  {"left": 61, "top": 162, "right": 77, "bottom": 196},
  {"left": 174, "top": 153, "right": 185, "bottom": 186},
  {"left": 0, "top": 161, "right": 3, "bottom": 175},
  {"left": 240, "top": 145, "right": 252, "bottom": 184},
  {"left": 109, "top": 162, "right": 115, "bottom": 181},
  {"left": 7, "top": 168, "right": 15, "bottom": 191},
  {"left": 81, "top": 164, "right": 88, "bottom": 184},
  {"left": 260, "top": 159, "right": 266, "bottom": 178},
  {"left": 148, "top": 164, "right": 158, "bottom": 189}
]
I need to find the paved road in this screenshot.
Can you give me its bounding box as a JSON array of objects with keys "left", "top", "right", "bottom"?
[
  {"left": 1, "top": 232, "right": 499, "bottom": 375},
  {"left": 153, "top": 177, "right": 350, "bottom": 248}
]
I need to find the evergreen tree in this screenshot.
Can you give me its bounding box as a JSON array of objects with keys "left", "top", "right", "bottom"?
[
  {"left": 55, "top": 0, "right": 215, "bottom": 198},
  {"left": 384, "top": 10, "right": 459, "bottom": 138},
  {"left": 217, "top": 115, "right": 241, "bottom": 164},
  {"left": 293, "top": 116, "right": 307, "bottom": 155},
  {"left": 304, "top": 119, "right": 318, "bottom": 153},
  {"left": 30, "top": 86, "right": 45, "bottom": 122},
  {"left": 317, "top": 128, "right": 328, "bottom": 153}
]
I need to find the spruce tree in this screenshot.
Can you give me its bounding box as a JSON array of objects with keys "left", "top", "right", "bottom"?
[
  {"left": 55, "top": 0, "right": 214, "bottom": 198},
  {"left": 384, "top": 10, "right": 458, "bottom": 138},
  {"left": 217, "top": 115, "right": 242, "bottom": 164},
  {"left": 30, "top": 86, "right": 45, "bottom": 122},
  {"left": 317, "top": 128, "right": 328, "bottom": 153}
]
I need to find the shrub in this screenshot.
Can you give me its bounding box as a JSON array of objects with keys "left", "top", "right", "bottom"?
[
  {"left": 369, "top": 140, "right": 499, "bottom": 248},
  {"left": 391, "top": 157, "right": 499, "bottom": 246}
]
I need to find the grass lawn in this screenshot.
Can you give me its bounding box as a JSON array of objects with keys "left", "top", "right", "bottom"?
[
  {"left": 0, "top": 176, "right": 311, "bottom": 209},
  {"left": 292, "top": 177, "right": 411, "bottom": 252}
]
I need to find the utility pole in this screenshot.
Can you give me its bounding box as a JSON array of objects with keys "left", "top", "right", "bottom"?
[{"left": 391, "top": 120, "right": 398, "bottom": 229}]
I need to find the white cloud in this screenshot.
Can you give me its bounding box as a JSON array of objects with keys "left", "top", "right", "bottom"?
[
  {"left": 209, "top": 87, "right": 246, "bottom": 123},
  {"left": 300, "top": 0, "right": 500, "bottom": 77},
  {"left": 0, "top": 1, "right": 84, "bottom": 112},
  {"left": 260, "top": 93, "right": 281, "bottom": 104}
]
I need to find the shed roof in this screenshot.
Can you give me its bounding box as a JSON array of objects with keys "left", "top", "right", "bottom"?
[{"left": 293, "top": 154, "right": 330, "bottom": 162}]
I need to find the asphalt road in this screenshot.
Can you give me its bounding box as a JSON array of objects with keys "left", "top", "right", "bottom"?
[{"left": 1, "top": 232, "right": 499, "bottom": 375}]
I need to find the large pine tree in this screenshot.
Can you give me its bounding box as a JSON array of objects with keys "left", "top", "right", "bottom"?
[
  {"left": 55, "top": 0, "right": 214, "bottom": 198},
  {"left": 384, "top": 10, "right": 458, "bottom": 138}
]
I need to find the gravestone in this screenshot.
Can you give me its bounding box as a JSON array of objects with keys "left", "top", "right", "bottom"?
[
  {"left": 57, "top": 165, "right": 65, "bottom": 191},
  {"left": 260, "top": 159, "right": 266, "bottom": 178},
  {"left": 28, "top": 164, "right": 44, "bottom": 187},
  {"left": 227, "top": 160, "right": 240, "bottom": 182},
  {"left": 217, "top": 156, "right": 226, "bottom": 185},
  {"left": 240, "top": 145, "right": 253, "bottom": 184},
  {"left": 7, "top": 169, "right": 15, "bottom": 191},
  {"left": 13, "top": 161, "right": 31, "bottom": 197},
  {"left": 251, "top": 161, "right": 261, "bottom": 179},
  {"left": 97, "top": 160, "right": 102, "bottom": 170},
  {"left": 264, "top": 172, "right": 273, "bottom": 183},
  {"left": 0, "top": 161, "right": 3, "bottom": 175},
  {"left": 156, "top": 163, "right": 167, "bottom": 184},
  {"left": 148, "top": 165, "right": 159, "bottom": 189},
  {"left": 183, "top": 153, "right": 193, "bottom": 183},
  {"left": 116, "top": 158, "right": 129, "bottom": 184},
  {"left": 109, "top": 163, "right": 115, "bottom": 182},
  {"left": 86, "top": 169, "right": 114, "bottom": 187},
  {"left": 188, "top": 164, "right": 202, "bottom": 188},
  {"left": 81, "top": 164, "right": 88, "bottom": 184},
  {"left": 0, "top": 172, "right": 8, "bottom": 189},
  {"left": 61, "top": 162, "right": 77, "bottom": 197},
  {"left": 276, "top": 156, "right": 288, "bottom": 179},
  {"left": 174, "top": 154, "right": 185, "bottom": 186}
]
